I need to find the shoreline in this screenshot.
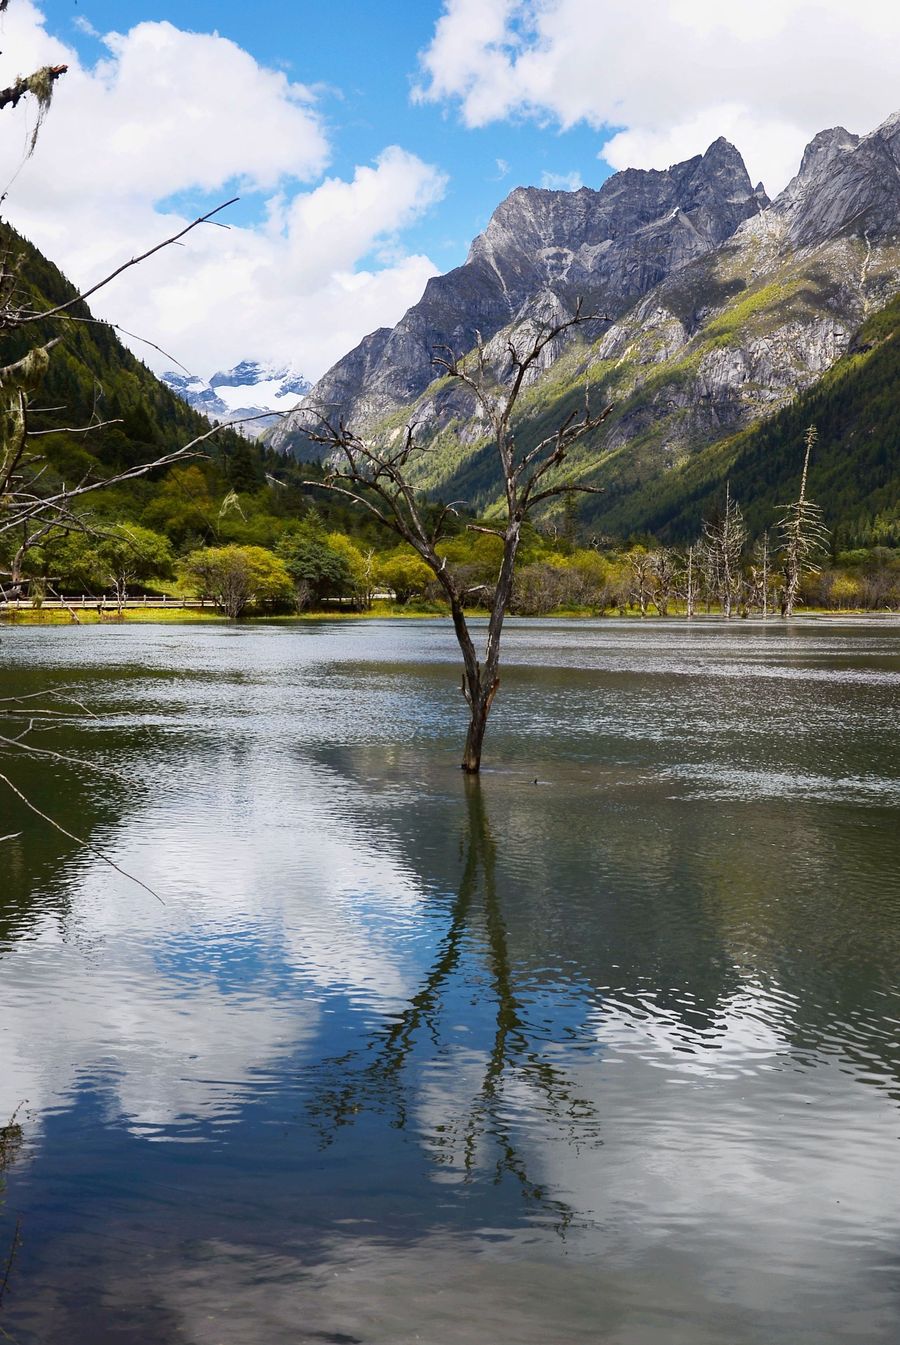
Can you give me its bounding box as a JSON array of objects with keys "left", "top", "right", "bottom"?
[{"left": 2, "top": 604, "right": 896, "bottom": 626}]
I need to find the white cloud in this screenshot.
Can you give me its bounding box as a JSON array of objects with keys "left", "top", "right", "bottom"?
[
  {"left": 417, "top": 0, "right": 900, "bottom": 194},
  {"left": 0, "top": 754, "right": 427, "bottom": 1137},
  {"left": 0, "top": 4, "right": 446, "bottom": 380},
  {"left": 540, "top": 169, "right": 583, "bottom": 191}
]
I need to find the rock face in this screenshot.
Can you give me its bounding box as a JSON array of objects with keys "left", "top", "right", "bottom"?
[
  {"left": 271, "top": 139, "right": 765, "bottom": 449},
  {"left": 774, "top": 114, "right": 900, "bottom": 247},
  {"left": 273, "top": 108, "right": 900, "bottom": 538}
]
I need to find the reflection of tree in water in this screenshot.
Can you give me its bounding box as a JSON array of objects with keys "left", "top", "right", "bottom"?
[{"left": 308, "top": 778, "right": 599, "bottom": 1232}]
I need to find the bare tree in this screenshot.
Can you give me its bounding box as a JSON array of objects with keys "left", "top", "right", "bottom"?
[
  {"left": 303, "top": 304, "right": 612, "bottom": 771},
  {"left": 307, "top": 778, "right": 596, "bottom": 1229},
  {"left": 749, "top": 530, "right": 772, "bottom": 617},
  {"left": 683, "top": 543, "right": 697, "bottom": 619},
  {"left": 702, "top": 482, "right": 747, "bottom": 618},
  {"left": 649, "top": 547, "right": 678, "bottom": 617},
  {"left": 777, "top": 425, "right": 829, "bottom": 618},
  {"left": 627, "top": 547, "right": 655, "bottom": 617}
]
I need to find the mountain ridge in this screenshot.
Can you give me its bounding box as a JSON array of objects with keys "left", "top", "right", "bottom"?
[
  {"left": 162, "top": 361, "right": 310, "bottom": 437},
  {"left": 272, "top": 107, "right": 900, "bottom": 544},
  {"left": 271, "top": 137, "right": 766, "bottom": 449}
]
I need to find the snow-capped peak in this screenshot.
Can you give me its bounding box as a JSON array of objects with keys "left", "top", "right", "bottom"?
[{"left": 161, "top": 360, "right": 311, "bottom": 438}]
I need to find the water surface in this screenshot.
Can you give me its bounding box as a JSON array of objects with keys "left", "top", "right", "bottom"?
[{"left": 1, "top": 618, "right": 899, "bottom": 1344}]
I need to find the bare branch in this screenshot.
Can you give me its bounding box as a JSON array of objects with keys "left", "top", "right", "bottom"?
[
  {"left": 54, "top": 314, "right": 195, "bottom": 375},
  {"left": 16, "top": 199, "right": 239, "bottom": 325},
  {"left": 27, "top": 418, "right": 123, "bottom": 436},
  {"left": 0, "top": 770, "right": 165, "bottom": 904},
  {"left": 526, "top": 482, "right": 605, "bottom": 508},
  {"left": 466, "top": 523, "right": 505, "bottom": 538}
]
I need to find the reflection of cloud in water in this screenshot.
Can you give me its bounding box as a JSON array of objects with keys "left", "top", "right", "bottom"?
[
  {"left": 0, "top": 758, "right": 429, "bottom": 1136},
  {"left": 590, "top": 981, "right": 790, "bottom": 1079},
  {"left": 0, "top": 915, "right": 318, "bottom": 1139},
  {"left": 20, "top": 1222, "right": 900, "bottom": 1345}
]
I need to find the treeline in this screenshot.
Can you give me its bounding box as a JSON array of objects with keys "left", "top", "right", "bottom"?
[
  {"left": 5, "top": 448, "right": 896, "bottom": 616},
  {"left": 1, "top": 218, "right": 896, "bottom": 618}
]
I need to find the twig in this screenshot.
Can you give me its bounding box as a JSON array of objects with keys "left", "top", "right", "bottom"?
[
  {"left": 17, "top": 199, "right": 239, "bottom": 324},
  {"left": 0, "top": 771, "right": 165, "bottom": 905}
]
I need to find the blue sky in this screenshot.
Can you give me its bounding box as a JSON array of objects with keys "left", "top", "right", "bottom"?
[
  {"left": 2, "top": 1, "right": 897, "bottom": 382},
  {"left": 37, "top": 0, "right": 613, "bottom": 273}
]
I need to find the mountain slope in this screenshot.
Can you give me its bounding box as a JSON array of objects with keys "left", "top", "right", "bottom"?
[
  {"left": 612, "top": 291, "right": 900, "bottom": 545},
  {"left": 0, "top": 218, "right": 249, "bottom": 483},
  {"left": 271, "top": 138, "right": 766, "bottom": 450},
  {"left": 278, "top": 109, "right": 900, "bottom": 542}
]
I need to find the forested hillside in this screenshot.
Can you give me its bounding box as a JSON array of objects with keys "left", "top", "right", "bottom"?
[
  {"left": 605, "top": 293, "right": 900, "bottom": 547},
  {"left": 0, "top": 218, "right": 249, "bottom": 479},
  {"left": 1, "top": 218, "right": 896, "bottom": 618}
]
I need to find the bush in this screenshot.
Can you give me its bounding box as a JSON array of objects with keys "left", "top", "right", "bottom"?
[{"left": 182, "top": 545, "right": 293, "bottom": 618}]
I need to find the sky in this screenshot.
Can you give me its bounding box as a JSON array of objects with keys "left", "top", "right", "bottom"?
[{"left": 0, "top": 0, "right": 898, "bottom": 386}]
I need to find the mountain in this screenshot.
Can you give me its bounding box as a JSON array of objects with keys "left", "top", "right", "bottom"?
[
  {"left": 616, "top": 289, "right": 900, "bottom": 547},
  {"left": 270, "top": 138, "right": 767, "bottom": 449},
  {"left": 0, "top": 219, "right": 250, "bottom": 483},
  {"left": 273, "top": 110, "right": 900, "bottom": 543},
  {"left": 163, "top": 361, "right": 310, "bottom": 438}
]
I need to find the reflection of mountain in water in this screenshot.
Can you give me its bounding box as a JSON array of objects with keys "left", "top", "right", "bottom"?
[
  {"left": 320, "top": 738, "right": 900, "bottom": 1103},
  {"left": 3, "top": 623, "right": 900, "bottom": 1345}
]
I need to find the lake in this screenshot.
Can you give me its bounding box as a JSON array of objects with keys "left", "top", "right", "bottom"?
[{"left": 1, "top": 617, "right": 899, "bottom": 1344}]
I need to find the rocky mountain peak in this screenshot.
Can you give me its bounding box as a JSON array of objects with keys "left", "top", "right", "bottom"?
[
  {"left": 273, "top": 143, "right": 764, "bottom": 450},
  {"left": 795, "top": 126, "right": 860, "bottom": 184},
  {"left": 163, "top": 360, "right": 310, "bottom": 439},
  {"left": 773, "top": 110, "right": 900, "bottom": 246}
]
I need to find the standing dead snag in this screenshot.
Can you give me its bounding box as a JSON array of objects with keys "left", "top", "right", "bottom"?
[
  {"left": 303, "top": 302, "right": 613, "bottom": 772},
  {"left": 702, "top": 481, "right": 746, "bottom": 618},
  {"left": 777, "top": 425, "right": 829, "bottom": 618}
]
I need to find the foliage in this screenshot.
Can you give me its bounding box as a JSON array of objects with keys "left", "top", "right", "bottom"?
[
  {"left": 375, "top": 549, "right": 434, "bottom": 604},
  {"left": 0, "top": 208, "right": 895, "bottom": 621},
  {"left": 53, "top": 523, "right": 172, "bottom": 611},
  {"left": 181, "top": 544, "right": 293, "bottom": 618},
  {"left": 276, "top": 524, "right": 356, "bottom": 607}
]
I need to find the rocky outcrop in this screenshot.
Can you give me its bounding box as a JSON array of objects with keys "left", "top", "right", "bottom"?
[
  {"left": 773, "top": 114, "right": 900, "bottom": 248},
  {"left": 273, "top": 107, "right": 900, "bottom": 536},
  {"left": 272, "top": 139, "right": 765, "bottom": 450}
]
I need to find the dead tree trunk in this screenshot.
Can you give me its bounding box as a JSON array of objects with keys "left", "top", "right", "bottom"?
[
  {"left": 303, "top": 302, "right": 613, "bottom": 772},
  {"left": 777, "top": 426, "right": 829, "bottom": 618}
]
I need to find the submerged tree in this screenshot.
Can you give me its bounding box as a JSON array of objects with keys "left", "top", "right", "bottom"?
[
  {"left": 749, "top": 530, "right": 772, "bottom": 618},
  {"left": 649, "top": 547, "right": 678, "bottom": 617},
  {"left": 627, "top": 546, "right": 654, "bottom": 617},
  {"left": 777, "top": 425, "right": 830, "bottom": 618},
  {"left": 683, "top": 543, "right": 697, "bottom": 619},
  {"left": 303, "top": 305, "right": 612, "bottom": 772}
]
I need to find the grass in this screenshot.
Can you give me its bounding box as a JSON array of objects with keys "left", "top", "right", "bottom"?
[{"left": 3, "top": 602, "right": 887, "bottom": 627}]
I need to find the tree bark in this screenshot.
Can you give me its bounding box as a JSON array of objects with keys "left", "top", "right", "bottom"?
[{"left": 452, "top": 519, "right": 520, "bottom": 773}]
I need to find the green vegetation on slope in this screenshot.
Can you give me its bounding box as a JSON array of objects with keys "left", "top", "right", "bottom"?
[
  {"left": 607, "top": 293, "right": 900, "bottom": 546},
  {"left": 2, "top": 221, "right": 896, "bottom": 620}
]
